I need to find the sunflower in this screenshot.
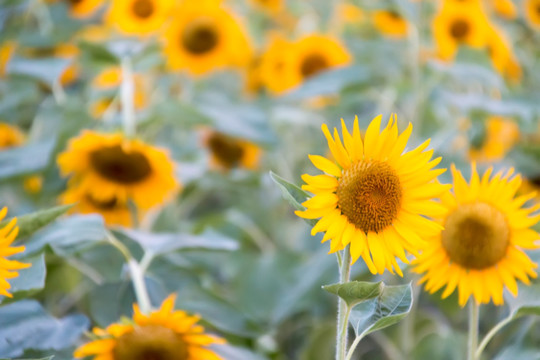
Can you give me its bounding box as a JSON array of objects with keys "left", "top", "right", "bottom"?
[
  {"left": 469, "top": 116, "right": 520, "bottom": 162},
  {"left": 53, "top": 44, "right": 80, "bottom": 86},
  {"left": 0, "top": 122, "right": 24, "bottom": 148},
  {"left": 248, "top": 0, "right": 283, "bottom": 13},
  {"left": 203, "top": 130, "right": 261, "bottom": 171},
  {"left": 23, "top": 176, "right": 43, "bottom": 194},
  {"left": 55, "top": 0, "right": 105, "bottom": 18},
  {"left": 432, "top": 0, "right": 490, "bottom": 60},
  {"left": 336, "top": 3, "right": 364, "bottom": 24},
  {"left": 163, "top": 0, "right": 252, "bottom": 76},
  {"left": 61, "top": 185, "right": 134, "bottom": 226},
  {"left": 259, "top": 34, "right": 296, "bottom": 94},
  {"left": 0, "top": 207, "right": 30, "bottom": 297},
  {"left": 492, "top": 0, "right": 517, "bottom": 19},
  {"left": 373, "top": 10, "right": 409, "bottom": 38},
  {"left": 296, "top": 115, "right": 450, "bottom": 275},
  {"left": 106, "top": 0, "right": 174, "bottom": 35},
  {"left": 57, "top": 131, "right": 179, "bottom": 210},
  {"left": 413, "top": 164, "right": 540, "bottom": 306},
  {"left": 0, "top": 41, "right": 16, "bottom": 77},
  {"left": 74, "top": 294, "right": 224, "bottom": 360},
  {"left": 525, "top": 0, "right": 540, "bottom": 29},
  {"left": 486, "top": 26, "right": 522, "bottom": 82},
  {"left": 92, "top": 67, "right": 123, "bottom": 88},
  {"left": 286, "top": 34, "right": 351, "bottom": 90}
]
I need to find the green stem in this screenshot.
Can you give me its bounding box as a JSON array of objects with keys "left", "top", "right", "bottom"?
[
  {"left": 120, "top": 56, "right": 136, "bottom": 138},
  {"left": 344, "top": 330, "right": 366, "bottom": 360},
  {"left": 128, "top": 258, "right": 152, "bottom": 314},
  {"left": 468, "top": 299, "right": 480, "bottom": 360},
  {"left": 475, "top": 315, "right": 513, "bottom": 359},
  {"left": 336, "top": 245, "right": 351, "bottom": 360}
]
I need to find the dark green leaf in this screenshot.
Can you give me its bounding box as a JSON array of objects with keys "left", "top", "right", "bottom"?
[
  {"left": 323, "top": 281, "right": 383, "bottom": 307},
  {"left": 78, "top": 41, "right": 119, "bottom": 65},
  {"left": 0, "top": 205, "right": 72, "bottom": 239},
  {"left": 0, "top": 139, "right": 55, "bottom": 180}
]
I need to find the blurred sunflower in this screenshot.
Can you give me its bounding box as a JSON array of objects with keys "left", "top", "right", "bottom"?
[
  {"left": 486, "top": 26, "right": 522, "bottom": 82},
  {"left": 413, "top": 164, "right": 540, "bottom": 306},
  {"left": 433, "top": 0, "right": 490, "bottom": 60},
  {"left": 203, "top": 130, "right": 261, "bottom": 171},
  {"left": 248, "top": 0, "right": 283, "bottom": 13},
  {"left": 287, "top": 34, "right": 351, "bottom": 90},
  {"left": 50, "top": 0, "right": 105, "bottom": 18},
  {"left": 57, "top": 131, "right": 179, "bottom": 210},
  {"left": 61, "top": 186, "right": 134, "bottom": 226},
  {"left": 259, "top": 34, "right": 295, "bottom": 94},
  {"left": 74, "top": 294, "right": 224, "bottom": 360},
  {"left": 492, "top": 0, "right": 517, "bottom": 19},
  {"left": 525, "top": 0, "right": 540, "bottom": 29},
  {"left": 0, "top": 207, "right": 30, "bottom": 298},
  {"left": 0, "top": 41, "right": 16, "bottom": 77},
  {"left": 163, "top": 0, "right": 251, "bottom": 75},
  {"left": 0, "top": 122, "right": 24, "bottom": 148},
  {"left": 296, "top": 115, "right": 450, "bottom": 275},
  {"left": 92, "top": 66, "right": 123, "bottom": 88},
  {"left": 469, "top": 116, "right": 520, "bottom": 162},
  {"left": 336, "top": 3, "right": 364, "bottom": 24},
  {"left": 106, "top": 0, "right": 174, "bottom": 35},
  {"left": 373, "top": 10, "right": 409, "bottom": 38},
  {"left": 54, "top": 44, "right": 80, "bottom": 86}
]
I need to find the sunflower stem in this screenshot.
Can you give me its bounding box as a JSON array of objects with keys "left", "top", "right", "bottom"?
[
  {"left": 336, "top": 245, "right": 351, "bottom": 360},
  {"left": 467, "top": 299, "right": 480, "bottom": 360},
  {"left": 120, "top": 56, "right": 136, "bottom": 138},
  {"left": 128, "top": 258, "right": 152, "bottom": 314},
  {"left": 475, "top": 315, "right": 513, "bottom": 359}
]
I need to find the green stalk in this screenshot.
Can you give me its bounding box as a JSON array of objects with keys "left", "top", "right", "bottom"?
[
  {"left": 336, "top": 246, "right": 351, "bottom": 360},
  {"left": 467, "top": 299, "right": 480, "bottom": 360}
]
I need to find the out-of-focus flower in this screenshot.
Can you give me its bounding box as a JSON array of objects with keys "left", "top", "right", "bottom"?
[
  {"left": 525, "top": 0, "right": 540, "bottom": 29},
  {"left": 54, "top": 44, "right": 80, "bottom": 86},
  {"left": 413, "top": 164, "right": 540, "bottom": 306},
  {"left": 0, "top": 207, "right": 30, "bottom": 298},
  {"left": 202, "top": 130, "right": 261, "bottom": 171},
  {"left": 74, "top": 294, "right": 225, "bottom": 360},
  {"left": 486, "top": 26, "right": 522, "bottom": 82},
  {"left": 259, "top": 34, "right": 295, "bottom": 94},
  {"left": 296, "top": 115, "right": 450, "bottom": 275},
  {"left": 163, "top": 0, "right": 252, "bottom": 76},
  {"left": 106, "top": 0, "right": 175, "bottom": 35},
  {"left": 248, "top": 0, "right": 283, "bottom": 13},
  {"left": 492, "top": 0, "right": 518, "bottom": 19},
  {"left": 23, "top": 176, "right": 44, "bottom": 194},
  {"left": 433, "top": 0, "right": 490, "bottom": 60},
  {"left": 48, "top": 0, "right": 105, "bottom": 18},
  {"left": 0, "top": 41, "right": 16, "bottom": 77},
  {"left": 373, "top": 9, "right": 409, "bottom": 38},
  {"left": 0, "top": 123, "right": 24, "bottom": 148},
  {"left": 57, "top": 131, "right": 179, "bottom": 210},
  {"left": 337, "top": 3, "right": 364, "bottom": 24},
  {"left": 469, "top": 116, "right": 520, "bottom": 162}
]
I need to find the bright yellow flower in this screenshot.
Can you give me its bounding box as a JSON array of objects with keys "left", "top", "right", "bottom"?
[
  {"left": 93, "top": 67, "right": 123, "bottom": 88},
  {"left": 74, "top": 294, "right": 224, "bottom": 360},
  {"left": 163, "top": 0, "right": 252, "bottom": 76},
  {"left": 58, "top": 0, "right": 105, "bottom": 18},
  {"left": 55, "top": 44, "right": 80, "bottom": 86},
  {"left": 248, "top": 0, "right": 283, "bottom": 13},
  {"left": 469, "top": 116, "right": 520, "bottom": 162},
  {"left": 0, "top": 123, "right": 24, "bottom": 148},
  {"left": 486, "top": 26, "right": 521, "bottom": 82},
  {"left": 0, "top": 207, "right": 30, "bottom": 298},
  {"left": 296, "top": 115, "right": 450, "bottom": 275},
  {"left": 413, "top": 164, "right": 540, "bottom": 306},
  {"left": 0, "top": 41, "right": 16, "bottom": 77},
  {"left": 106, "top": 0, "right": 175, "bottom": 35},
  {"left": 433, "top": 0, "right": 490, "bottom": 60},
  {"left": 525, "top": 0, "right": 540, "bottom": 29},
  {"left": 337, "top": 3, "right": 364, "bottom": 24},
  {"left": 259, "top": 34, "right": 296, "bottom": 95},
  {"left": 373, "top": 10, "right": 409, "bottom": 38},
  {"left": 492, "top": 0, "right": 518, "bottom": 19},
  {"left": 57, "top": 131, "right": 179, "bottom": 210},
  {"left": 203, "top": 130, "right": 261, "bottom": 171}
]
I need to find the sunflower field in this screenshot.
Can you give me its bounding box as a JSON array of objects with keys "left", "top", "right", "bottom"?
[{"left": 1, "top": 0, "right": 540, "bottom": 359}]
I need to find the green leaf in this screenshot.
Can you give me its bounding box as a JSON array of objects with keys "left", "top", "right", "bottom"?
[
  {"left": 0, "top": 357, "right": 54, "bottom": 360},
  {"left": 323, "top": 281, "right": 383, "bottom": 307},
  {"left": 269, "top": 171, "right": 313, "bottom": 221},
  {"left": 505, "top": 250, "right": 540, "bottom": 319},
  {"left": 348, "top": 282, "right": 413, "bottom": 337},
  {"left": 7, "top": 57, "right": 72, "bottom": 86},
  {"left": 78, "top": 41, "right": 119, "bottom": 66},
  {"left": 211, "top": 344, "right": 268, "bottom": 360},
  {"left": 0, "top": 300, "right": 89, "bottom": 357},
  {"left": 0, "top": 254, "right": 46, "bottom": 304},
  {"left": 0, "top": 205, "right": 73, "bottom": 240},
  {"left": 0, "top": 139, "right": 55, "bottom": 180}
]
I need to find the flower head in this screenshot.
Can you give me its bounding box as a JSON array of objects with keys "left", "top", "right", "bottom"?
[
  {"left": 296, "top": 115, "right": 450, "bottom": 275},
  {"left": 373, "top": 10, "right": 409, "bottom": 38},
  {"left": 106, "top": 0, "right": 174, "bottom": 35}
]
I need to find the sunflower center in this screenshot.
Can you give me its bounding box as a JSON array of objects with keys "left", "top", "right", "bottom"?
[
  {"left": 336, "top": 161, "right": 402, "bottom": 233},
  {"left": 90, "top": 145, "right": 152, "bottom": 184},
  {"left": 67, "top": 0, "right": 82, "bottom": 4},
  {"left": 132, "top": 0, "right": 154, "bottom": 19},
  {"left": 114, "top": 325, "right": 188, "bottom": 360},
  {"left": 300, "top": 53, "right": 329, "bottom": 78},
  {"left": 387, "top": 10, "right": 402, "bottom": 19},
  {"left": 441, "top": 202, "right": 510, "bottom": 269},
  {"left": 450, "top": 19, "right": 470, "bottom": 40},
  {"left": 207, "top": 132, "right": 244, "bottom": 168},
  {"left": 181, "top": 20, "right": 219, "bottom": 55},
  {"left": 86, "top": 194, "right": 119, "bottom": 210}
]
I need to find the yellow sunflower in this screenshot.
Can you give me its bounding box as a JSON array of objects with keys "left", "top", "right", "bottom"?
[
  {"left": 286, "top": 34, "right": 351, "bottom": 90},
  {"left": 163, "top": 0, "right": 252, "bottom": 76},
  {"left": 373, "top": 10, "right": 409, "bottom": 38},
  {"left": 525, "top": 0, "right": 540, "bottom": 29},
  {"left": 336, "top": 3, "right": 364, "bottom": 24},
  {"left": 259, "top": 34, "right": 296, "bottom": 95},
  {"left": 203, "top": 130, "right": 261, "bottom": 171},
  {"left": 248, "top": 0, "right": 283, "bottom": 13},
  {"left": 74, "top": 294, "right": 224, "bottom": 360},
  {"left": 0, "top": 122, "right": 24, "bottom": 148},
  {"left": 54, "top": 44, "right": 80, "bottom": 86},
  {"left": 57, "top": 131, "right": 179, "bottom": 210},
  {"left": 53, "top": 0, "right": 105, "bottom": 19},
  {"left": 0, "top": 207, "right": 30, "bottom": 298},
  {"left": 23, "top": 176, "right": 43, "bottom": 194},
  {"left": 106, "top": 0, "right": 174, "bottom": 35},
  {"left": 469, "top": 116, "right": 520, "bottom": 162},
  {"left": 492, "top": 0, "right": 517, "bottom": 19},
  {"left": 296, "top": 115, "right": 450, "bottom": 275},
  {"left": 413, "top": 164, "right": 540, "bottom": 306},
  {"left": 60, "top": 186, "right": 134, "bottom": 227},
  {"left": 0, "top": 41, "right": 16, "bottom": 77},
  {"left": 433, "top": 0, "right": 490, "bottom": 60},
  {"left": 486, "top": 26, "right": 521, "bottom": 82}
]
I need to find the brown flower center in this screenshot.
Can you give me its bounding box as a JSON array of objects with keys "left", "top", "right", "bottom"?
[
  {"left": 114, "top": 325, "right": 188, "bottom": 360},
  {"left": 387, "top": 10, "right": 402, "bottom": 19},
  {"left": 86, "top": 194, "right": 119, "bottom": 210},
  {"left": 300, "top": 53, "right": 329, "bottom": 79},
  {"left": 90, "top": 145, "right": 152, "bottom": 184},
  {"left": 207, "top": 132, "right": 244, "bottom": 169},
  {"left": 181, "top": 20, "right": 219, "bottom": 55},
  {"left": 337, "top": 161, "right": 402, "bottom": 233},
  {"left": 132, "top": 0, "right": 154, "bottom": 19},
  {"left": 529, "top": 175, "right": 540, "bottom": 187},
  {"left": 67, "top": 0, "right": 83, "bottom": 5},
  {"left": 441, "top": 202, "right": 509, "bottom": 269},
  {"left": 450, "top": 19, "right": 470, "bottom": 40}
]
